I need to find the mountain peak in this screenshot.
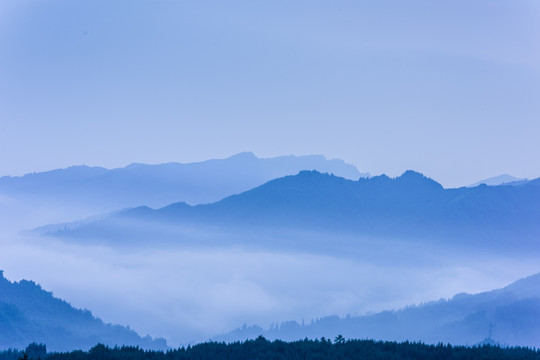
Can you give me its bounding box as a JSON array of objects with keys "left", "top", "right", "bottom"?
[
  {"left": 396, "top": 170, "right": 443, "bottom": 189},
  {"left": 400, "top": 170, "right": 426, "bottom": 179},
  {"left": 228, "top": 152, "right": 257, "bottom": 160}
]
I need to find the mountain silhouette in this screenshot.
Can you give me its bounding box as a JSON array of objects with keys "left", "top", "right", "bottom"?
[
  {"left": 213, "top": 272, "right": 540, "bottom": 348},
  {"left": 0, "top": 270, "right": 167, "bottom": 352},
  {"left": 43, "top": 170, "right": 540, "bottom": 251},
  {"left": 0, "top": 153, "right": 366, "bottom": 212}
]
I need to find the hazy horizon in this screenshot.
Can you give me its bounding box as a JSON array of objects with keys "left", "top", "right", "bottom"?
[{"left": 0, "top": 151, "right": 535, "bottom": 189}]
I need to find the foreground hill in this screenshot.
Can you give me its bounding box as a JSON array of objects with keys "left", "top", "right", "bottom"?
[
  {"left": 44, "top": 170, "right": 540, "bottom": 251},
  {"left": 0, "top": 153, "right": 365, "bottom": 211},
  {"left": 215, "top": 273, "right": 540, "bottom": 348},
  {"left": 0, "top": 271, "right": 167, "bottom": 352}
]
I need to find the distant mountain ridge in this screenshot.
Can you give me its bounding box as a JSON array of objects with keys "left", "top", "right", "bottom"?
[
  {"left": 0, "top": 270, "right": 167, "bottom": 352},
  {"left": 469, "top": 174, "right": 528, "bottom": 187},
  {"left": 44, "top": 170, "right": 540, "bottom": 251},
  {"left": 0, "top": 153, "right": 366, "bottom": 211},
  {"left": 213, "top": 272, "right": 540, "bottom": 348}
]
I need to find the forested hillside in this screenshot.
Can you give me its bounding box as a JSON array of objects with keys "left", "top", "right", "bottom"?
[{"left": 0, "top": 271, "right": 167, "bottom": 352}]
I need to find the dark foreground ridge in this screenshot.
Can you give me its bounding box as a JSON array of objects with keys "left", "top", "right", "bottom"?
[{"left": 2, "top": 338, "right": 540, "bottom": 360}]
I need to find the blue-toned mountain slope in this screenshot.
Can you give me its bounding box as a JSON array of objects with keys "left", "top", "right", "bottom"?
[
  {"left": 0, "top": 271, "right": 167, "bottom": 352},
  {"left": 45, "top": 171, "right": 540, "bottom": 251},
  {"left": 215, "top": 273, "right": 540, "bottom": 348},
  {"left": 0, "top": 153, "right": 365, "bottom": 210}
]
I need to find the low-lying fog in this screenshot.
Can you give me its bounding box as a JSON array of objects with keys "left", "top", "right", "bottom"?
[{"left": 1, "top": 198, "right": 539, "bottom": 346}]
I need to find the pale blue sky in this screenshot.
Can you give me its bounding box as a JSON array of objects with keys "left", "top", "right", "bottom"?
[{"left": 1, "top": 0, "right": 539, "bottom": 187}]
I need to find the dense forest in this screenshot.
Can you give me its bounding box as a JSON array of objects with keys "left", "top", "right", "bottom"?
[{"left": 2, "top": 338, "right": 540, "bottom": 360}]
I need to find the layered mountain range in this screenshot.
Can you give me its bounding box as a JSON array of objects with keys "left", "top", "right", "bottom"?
[
  {"left": 4, "top": 155, "right": 539, "bottom": 350},
  {"left": 0, "top": 153, "right": 365, "bottom": 211}
]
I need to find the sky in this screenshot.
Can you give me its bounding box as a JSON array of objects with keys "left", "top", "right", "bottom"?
[{"left": 1, "top": 0, "right": 540, "bottom": 187}]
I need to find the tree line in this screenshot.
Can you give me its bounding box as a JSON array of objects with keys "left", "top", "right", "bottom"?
[{"left": 2, "top": 337, "right": 540, "bottom": 360}]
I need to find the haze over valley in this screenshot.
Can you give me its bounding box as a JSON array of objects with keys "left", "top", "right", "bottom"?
[{"left": 1, "top": 154, "right": 539, "bottom": 347}]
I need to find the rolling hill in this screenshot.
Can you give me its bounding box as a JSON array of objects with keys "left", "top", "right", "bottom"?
[{"left": 214, "top": 272, "right": 540, "bottom": 348}]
